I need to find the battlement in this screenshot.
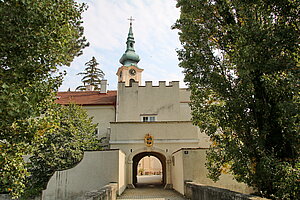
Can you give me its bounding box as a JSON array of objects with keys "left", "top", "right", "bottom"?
[
  {"left": 117, "top": 79, "right": 191, "bottom": 122},
  {"left": 118, "top": 81, "right": 180, "bottom": 89}
]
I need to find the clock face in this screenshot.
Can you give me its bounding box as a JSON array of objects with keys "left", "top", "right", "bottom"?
[{"left": 129, "top": 68, "right": 136, "bottom": 76}]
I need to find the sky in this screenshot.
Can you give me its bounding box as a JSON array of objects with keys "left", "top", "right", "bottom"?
[{"left": 59, "top": 0, "right": 184, "bottom": 91}]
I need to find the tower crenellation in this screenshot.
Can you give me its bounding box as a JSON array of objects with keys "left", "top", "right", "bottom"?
[{"left": 119, "top": 81, "right": 180, "bottom": 89}]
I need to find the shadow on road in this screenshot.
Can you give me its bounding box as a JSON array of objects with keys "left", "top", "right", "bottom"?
[{"left": 136, "top": 175, "right": 163, "bottom": 188}]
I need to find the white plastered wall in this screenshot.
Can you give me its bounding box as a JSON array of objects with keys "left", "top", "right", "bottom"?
[
  {"left": 171, "top": 149, "right": 253, "bottom": 195},
  {"left": 42, "top": 150, "right": 126, "bottom": 200},
  {"left": 83, "top": 105, "right": 115, "bottom": 138},
  {"left": 171, "top": 150, "right": 184, "bottom": 194},
  {"left": 109, "top": 121, "right": 202, "bottom": 157},
  {"left": 118, "top": 150, "right": 126, "bottom": 194},
  {"left": 116, "top": 81, "right": 192, "bottom": 122}
]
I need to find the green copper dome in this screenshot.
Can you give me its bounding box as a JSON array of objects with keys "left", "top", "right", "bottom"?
[{"left": 119, "top": 21, "right": 140, "bottom": 66}]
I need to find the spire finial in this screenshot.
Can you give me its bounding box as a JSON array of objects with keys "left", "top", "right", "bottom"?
[
  {"left": 119, "top": 16, "right": 140, "bottom": 66},
  {"left": 128, "top": 16, "right": 135, "bottom": 26}
]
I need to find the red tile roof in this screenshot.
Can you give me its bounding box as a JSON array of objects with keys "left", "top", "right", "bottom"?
[{"left": 55, "top": 91, "right": 117, "bottom": 106}]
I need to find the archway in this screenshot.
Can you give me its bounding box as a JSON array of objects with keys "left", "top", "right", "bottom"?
[
  {"left": 132, "top": 152, "right": 166, "bottom": 187},
  {"left": 137, "top": 156, "right": 162, "bottom": 186}
]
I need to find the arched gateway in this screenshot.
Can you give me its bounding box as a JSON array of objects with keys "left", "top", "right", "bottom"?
[
  {"left": 127, "top": 148, "right": 172, "bottom": 189},
  {"left": 132, "top": 151, "right": 166, "bottom": 187}
]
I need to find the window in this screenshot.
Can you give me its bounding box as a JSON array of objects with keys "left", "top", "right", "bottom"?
[
  {"left": 142, "top": 116, "right": 156, "bottom": 122},
  {"left": 129, "top": 79, "right": 135, "bottom": 86},
  {"left": 141, "top": 114, "right": 157, "bottom": 122}
]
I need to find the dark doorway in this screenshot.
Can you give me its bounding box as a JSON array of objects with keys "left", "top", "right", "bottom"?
[{"left": 132, "top": 152, "right": 166, "bottom": 188}]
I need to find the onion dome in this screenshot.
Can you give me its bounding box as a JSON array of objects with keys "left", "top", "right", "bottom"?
[{"left": 119, "top": 19, "right": 140, "bottom": 66}]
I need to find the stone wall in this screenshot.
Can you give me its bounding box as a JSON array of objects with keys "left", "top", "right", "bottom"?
[
  {"left": 0, "top": 183, "right": 118, "bottom": 200},
  {"left": 185, "top": 182, "right": 269, "bottom": 200},
  {"left": 0, "top": 195, "right": 10, "bottom": 200},
  {"left": 0, "top": 194, "right": 41, "bottom": 200},
  {"left": 84, "top": 183, "right": 118, "bottom": 200}
]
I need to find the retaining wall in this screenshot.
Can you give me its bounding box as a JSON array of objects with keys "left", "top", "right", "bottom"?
[
  {"left": 84, "top": 183, "right": 118, "bottom": 200},
  {"left": 42, "top": 150, "right": 126, "bottom": 199},
  {"left": 0, "top": 183, "right": 117, "bottom": 200},
  {"left": 185, "top": 182, "right": 269, "bottom": 200},
  {"left": 171, "top": 149, "right": 253, "bottom": 194},
  {"left": 0, "top": 194, "right": 41, "bottom": 200}
]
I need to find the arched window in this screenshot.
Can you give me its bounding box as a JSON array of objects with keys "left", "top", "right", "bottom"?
[{"left": 129, "top": 79, "right": 135, "bottom": 86}]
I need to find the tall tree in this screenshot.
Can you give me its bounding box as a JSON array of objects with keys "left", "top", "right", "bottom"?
[
  {"left": 174, "top": 0, "right": 299, "bottom": 199},
  {"left": 76, "top": 56, "right": 105, "bottom": 91},
  {"left": 0, "top": 0, "right": 88, "bottom": 197}
]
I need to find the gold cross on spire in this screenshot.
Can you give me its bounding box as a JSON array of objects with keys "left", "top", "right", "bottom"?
[{"left": 128, "top": 16, "right": 135, "bottom": 26}]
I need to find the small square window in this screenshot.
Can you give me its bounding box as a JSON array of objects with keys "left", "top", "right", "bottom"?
[
  {"left": 141, "top": 115, "right": 156, "bottom": 122},
  {"left": 149, "top": 116, "right": 155, "bottom": 121}
]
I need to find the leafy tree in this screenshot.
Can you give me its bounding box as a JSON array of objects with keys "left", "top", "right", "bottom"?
[
  {"left": 76, "top": 56, "right": 105, "bottom": 91},
  {"left": 23, "top": 104, "right": 99, "bottom": 198},
  {"left": 0, "top": 0, "right": 88, "bottom": 197},
  {"left": 174, "top": 0, "right": 299, "bottom": 199}
]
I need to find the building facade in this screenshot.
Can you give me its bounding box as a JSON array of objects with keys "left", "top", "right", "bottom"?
[{"left": 55, "top": 22, "right": 251, "bottom": 195}]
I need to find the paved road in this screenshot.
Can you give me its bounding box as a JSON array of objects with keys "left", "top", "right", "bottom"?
[
  {"left": 117, "top": 175, "right": 187, "bottom": 200},
  {"left": 117, "top": 188, "right": 187, "bottom": 200},
  {"left": 137, "top": 175, "right": 163, "bottom": 184}
]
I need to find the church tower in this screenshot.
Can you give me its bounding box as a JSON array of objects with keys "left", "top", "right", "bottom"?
[{"left": 116, "top": 17, "right": 143, "bottom": 86}]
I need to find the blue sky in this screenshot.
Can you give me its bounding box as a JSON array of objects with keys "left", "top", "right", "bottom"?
[{"left": 59, "top": 0, "right": 184, "bottom": 91}]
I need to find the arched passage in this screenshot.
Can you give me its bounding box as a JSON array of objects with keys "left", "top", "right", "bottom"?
[{"left": 132, "top": 152, "right": 166, "bottom": 187}]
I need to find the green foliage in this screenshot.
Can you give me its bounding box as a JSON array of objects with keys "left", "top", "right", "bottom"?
[
  {"left": 23, "top": 104, "right": 99, "bottom": 198},
  {"left": 76, "top": 56, "right": 105, "bottom": 91},
  {"left": 174, "top": 0, "right": 299, "bottom": 199},
  {"left": 0, "top": 77, "right": 62, "bottom": 198},
  {"left": 0, "top": 0, "right": 88, "bottom": 197},
  {"left": 0, "top": 141, "right": 28, "bottom": 197},
  {"left": 0, "top": 0, "right": 88, "bottom": 82}
]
